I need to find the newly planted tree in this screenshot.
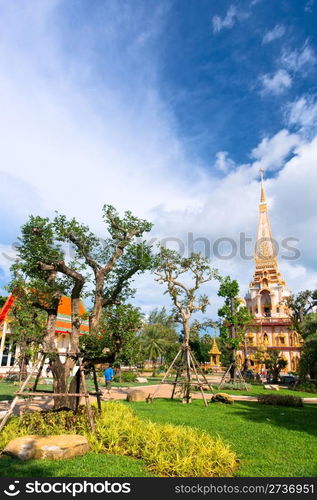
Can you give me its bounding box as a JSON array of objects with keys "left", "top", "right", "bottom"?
[
  {"left": 154, "top": 248, "right": 219, "bottom": 403},
  {"left": 218, "top": 277, "right": 252, "bottom": 382}
]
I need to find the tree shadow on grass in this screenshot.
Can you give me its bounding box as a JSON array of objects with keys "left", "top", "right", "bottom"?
[
  {"left": 232, "top": 402, "right": 317, "bottom": 437},
  {"left": 0, "top": 456, "right": 58, "bottom": 478}
]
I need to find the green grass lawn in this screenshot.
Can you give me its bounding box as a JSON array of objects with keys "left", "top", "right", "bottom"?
[
  {"left": 130, "top": 399, "right": 317, "bottom": 477},
  {"left": 0, "top": 397, "right": 316, "bottom": 477},
  {"left": 0, "top": 453, "right": 151, "bottom": 477},
  {"left": 212, "top": 384, "right": 317, "bottom": 399},
  {"left": 1, "top": 379, "right": 315, "bottom": 400}
]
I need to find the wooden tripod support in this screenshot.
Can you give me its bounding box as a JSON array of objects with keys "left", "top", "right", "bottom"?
[
  {"left": 0, "top": 352, "right": 101, "bottom": 434},
  {"left": 218, "top": 362, "right": 249, "bottom": 391},
  {"left": 149, "top": 343, "right": 214, "bottom": 407}
]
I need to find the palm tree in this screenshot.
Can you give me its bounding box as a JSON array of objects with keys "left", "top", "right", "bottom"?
[{"left": 139, "top": 325, "right": 167, "bottom": 376}]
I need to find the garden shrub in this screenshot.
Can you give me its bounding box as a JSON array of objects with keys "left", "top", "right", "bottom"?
[
  {"left": 218, "top": 382, "right": 251, "bottom": 391},
  {"left": 294, "top": 382, "right": 317, "bottom": 394},
  {"left": 91, "top": 403, "right": 237, "bottom": 476},
  {"left": 257, "top": 394, "right": 304, "bottom": 407},
  {"left": 114, "top": 371, "right": 137, "bottom": 383},
  {"left": 0, "top": 403, "right": 237, "bottom": 477}
]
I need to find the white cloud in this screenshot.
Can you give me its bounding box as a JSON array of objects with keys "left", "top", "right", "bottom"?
[
  {"left": 286, "top": 95, "right": 317, "bottom": 132},
  {"left": 212, "top": 5, "right": 249, "bottom": 34},
  {"left": 0, "top": 1, "right": 316, "bottom": 315},
  {"left": 262, "top": 25, "right": 286, "bottom": 44},
  {"left": 280, "top": 41, "right": 316, "bottom": 73},
  {"left": 215, "top": 151, "right": 236, "bottom": 173},
  {"left": 260, "top": 69, "right": 292, "bottom": 95},
  {"left": 251, "top": 129, "right": 300, "bottom": 172}
]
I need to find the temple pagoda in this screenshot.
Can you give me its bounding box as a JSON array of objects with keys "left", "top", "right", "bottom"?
[{"left": 237, "top": 169, "right": 301, "bottom": 373}]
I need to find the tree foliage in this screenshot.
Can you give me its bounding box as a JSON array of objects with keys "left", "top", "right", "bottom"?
[
  {"left": 155, "top": 248, "right": 219, "bottom": 343},
  {"left": 286, "top": 289, "right": 317, "bottom": 379}
]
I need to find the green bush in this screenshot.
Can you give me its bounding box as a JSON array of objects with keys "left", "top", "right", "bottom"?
[
  {"left": 0, "top": 403, "right": 237, "bottom": 477},
  {"left": 294, "top": 383, "right": 317, "bottom": 394},
  {"left": 114, "top": 371, "right": 137, "bottom": 383},
  {"left": 257, "top": 394, "right": 304, "bottom": 407},
  {"left": 218, "top": 382, "right": 251, "bottom": 391}
]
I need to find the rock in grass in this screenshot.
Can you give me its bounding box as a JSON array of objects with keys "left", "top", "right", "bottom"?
[
  {"left": 3, "top": 435, "right": 89, "bottom": 461},
  {"left": 126, "top": 389, "right": 146, "bottom": 402},
  {"left": 210, "top": 393, "right": 234, "bottom": 404}
]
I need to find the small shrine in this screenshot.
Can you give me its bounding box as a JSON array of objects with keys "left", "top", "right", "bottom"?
[{"left": 209, "top": 337, "right": 221, "bottom": 367}]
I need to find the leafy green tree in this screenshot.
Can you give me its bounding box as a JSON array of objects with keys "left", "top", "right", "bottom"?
[
  {"left": 9, "top": 206, "right": 153, "bottom": 409},
  {"left": 218, "top": 277, "right": 252, "bottom": 381},
  {"left": 80, "top": 303, "right": 143, "bottom": 367},
  {"left": 6, "top": 287, "right": 47, "bottom": 381},
  {"left": 286, "top": 289, "right": 317, "bottom": 379},
  {"left": 139, "top": 326, "right": 168, "bottom": 375},
  {"left": 264, "top": 349, "right": 288, "bottom": 383},
  {"left": 0, "top": 295, "right": 7, "bottom": 308},
  {"left": 146, "top": 307, "right": 179, "bottom": 365}
]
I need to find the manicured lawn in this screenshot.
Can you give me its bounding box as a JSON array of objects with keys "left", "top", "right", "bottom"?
[
  {"left": 1, "top": 379, "right": 315, "bottom": 400},
  {"left": 130, "top": 399, "right": 317, "bottom": 477},
  {"left": 213, "top": 384, "right": 317, "bottom": 399},
  {"left": 0, "top": 397, "right": 316, "bottom": 477},
  {"left": 0, "top": 381, "right": 50, "bottom": 401},
  {"left": 0, "top": 453, "right": 151, "bottom": 477}
]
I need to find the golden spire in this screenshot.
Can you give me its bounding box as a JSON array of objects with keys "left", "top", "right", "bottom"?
[{"left": 260, "top": 168, "right": 266, "bottom": 203}]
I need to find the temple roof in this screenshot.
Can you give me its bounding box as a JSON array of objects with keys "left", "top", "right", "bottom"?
[{"left": 0, "top": 295, "right": 89, "bottom": 335}]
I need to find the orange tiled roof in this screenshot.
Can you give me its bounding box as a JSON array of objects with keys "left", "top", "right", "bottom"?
[{"left": 0, "top": 295, "right": 89, "bottom": 335}]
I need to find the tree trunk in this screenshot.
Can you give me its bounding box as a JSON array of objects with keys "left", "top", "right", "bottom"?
[
  {"left": 89, "top": 271, "right": 105, "bottom": 333},
  {"left": 18, "top": 342, "right": 28, "bottom": 382},
  {"left": 229, "top": 297, "right": 236, "bottom": 382}
]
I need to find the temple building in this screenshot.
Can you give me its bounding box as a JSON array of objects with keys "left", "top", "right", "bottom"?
[
  {"left": 237, "top": 169, "right": 301, "bottom": 373},
  {"left": 0, "top": 295, "right": 89, "bottom": 376}
]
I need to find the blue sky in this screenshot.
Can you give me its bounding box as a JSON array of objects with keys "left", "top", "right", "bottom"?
[{"left": 0, "top": 0, "right": 317, "bottom": 317}]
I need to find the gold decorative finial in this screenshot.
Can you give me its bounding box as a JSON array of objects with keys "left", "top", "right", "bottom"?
[{"left": 260, "top": 168, "right": 266, "bottom": 203}]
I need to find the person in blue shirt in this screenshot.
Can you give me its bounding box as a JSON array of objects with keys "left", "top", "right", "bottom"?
[{"left": 104, "top": 365, "right": 114, "bottom": 394}]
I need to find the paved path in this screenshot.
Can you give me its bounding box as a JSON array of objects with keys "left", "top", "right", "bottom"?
[{"left": 1, "top": 384, "right": 317, "bottom": 417}]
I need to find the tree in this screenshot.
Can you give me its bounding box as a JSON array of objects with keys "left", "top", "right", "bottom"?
[
  {"left": 218, "top": 277, "right": 252, "bottom": 381},
  {"left": 10, "top": 205, "right": 153, "bottom": 409},
  {"left": 6, "top": 286, "right": 47, "bottom": 381},
  {"left": 146, "top": 307, "right": 179, "bottom": 365},
  {"left": 0, "top": 295, "right": 7, "bottom": 308},
  {"left": 286, "top": 289, "right": 317, "bottom": 380},
  {"left": 155, "top": 248, "right": 219, "bottom": 401},
  {"left": 80, "top": 303, "right": 143, "bottom": 368},
  {"left": 139, "top": 326, "right": 168, "bottom": 375},
  {"left": 264, "top": 349, "right": 288, "bottom": 383}
]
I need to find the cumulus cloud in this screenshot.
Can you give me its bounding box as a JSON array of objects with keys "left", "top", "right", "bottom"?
[
  {"left": 259, "top": 69, "right": 292, "bottom": 95},
  {"left": 262, "top": 25, "right": 286, "bottom": 44},
  {"left": 0, "top": 1, "right": 316, "bottom": 314}
]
